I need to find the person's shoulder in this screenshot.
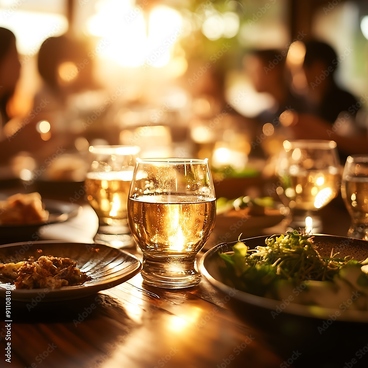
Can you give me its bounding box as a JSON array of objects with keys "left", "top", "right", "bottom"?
[{"left": 331, "top": 82, "right": 358, "bottom": 102}]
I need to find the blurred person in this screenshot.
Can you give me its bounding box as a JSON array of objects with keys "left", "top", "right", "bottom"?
[
  {"left": 33, "top": 33, "right": 114, "bottom": 142},
  {"left": 0, "top": 30, "right": 77, "bottom": 166},
  {"left": 0, "top": 27, "right": 44, "bottom": 163},
  {"left": 243, "top": 48, "right": 305, "bottom": 127},
  {"left": 299, "top": 39, "right": 359, "bottom": 126},
  {"left": 280, "top": 39, "right": 368, "bottom": 159},
  {"left": 183, "top": 60, "right": 256, "bottom": 162},
  {"left": 0, "top": 27, "right": 21, "bottom": 128},
  {"left": 184, "top": 59, "right": 235, "bottom": 117},
  {"left": 279, "top": 110, "right": 368, "bottom": 158},
  {"left": 241, "top": 48, "right": 307, "bottom": 160},
  {"left": 33, "top": 33, "right": 98, "bottom": 117},
  {"left": 35, "top": 33, "right": 97, "bottom": 105}
]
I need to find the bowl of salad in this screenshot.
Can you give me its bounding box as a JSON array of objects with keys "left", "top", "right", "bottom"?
[{"left": 200, "top": 231, "right": 368, "bottom": 366}]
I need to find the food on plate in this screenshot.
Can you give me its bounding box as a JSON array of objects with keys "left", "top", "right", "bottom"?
[
  {"left": 219, "top": 231, "right": 368, "bottom": 311},
  {"left": 214, "top": 196, "right": 286, "bottom": 238},
  {"left": 44, "top": 154, "right": 88, "bottom": 181},
  {"left": 216, "top": 195, "right": 280, "bottom": 216},
  {"left": 0, "top": 192, "right": 49, "bottom": 225},
  {"left": 0, "top": 253, "right": 91, "bottom": 289},
  {"left": 212, "top": 166, "right": 260, "bottom": 179}
]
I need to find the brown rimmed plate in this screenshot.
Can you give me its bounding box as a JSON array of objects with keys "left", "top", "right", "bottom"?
[
  {"left": 0, "top": 241, "right": 141, "bottom": 302},
  {"left": 200, "top": 234, "right": 368, "bottom": 366},
  {"left": 215, "top": 205, "right": 287, "bottom": 240}
]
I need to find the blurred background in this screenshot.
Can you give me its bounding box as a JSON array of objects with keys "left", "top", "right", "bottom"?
[
  {"left": 2, "top": 0, "right": 367, "bottom": 112},
  {"left": 1, "top": 0, "right": 368, "bottom": 186}
]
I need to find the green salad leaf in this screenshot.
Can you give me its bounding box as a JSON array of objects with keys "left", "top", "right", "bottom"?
[{"left": 220, "top": 231, "right": 364, "bottom": 298}]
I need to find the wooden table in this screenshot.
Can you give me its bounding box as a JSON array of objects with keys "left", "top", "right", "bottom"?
[{"left": 0, "top": 184, "right": 359, "bottom": 368}]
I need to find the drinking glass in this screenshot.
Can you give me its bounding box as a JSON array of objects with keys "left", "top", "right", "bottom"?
[
  {"left": 85, "top": 145, "right": 140, "bottom": 248},
  {"left": 276, "top": 140, "right": 340, "bottom": 233},
  {"left": 341, "top": 155, "right": 368, "bottom": 240},
  {"left": 128, "top": 158, "right": 216, "bottom": 289}
]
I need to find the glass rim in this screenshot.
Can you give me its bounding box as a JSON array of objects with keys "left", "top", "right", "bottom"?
[
  {"left": 346, "top": 154, "right": 368, "bottom": 163},
  {"left": 136, "top": 157, "right": 209, "bottom": 164},
  {"left": 89, "top": 145, "right": 140, "bottom": 155},
  {"left": 283, "top": 139, "right": 337, "bottom": 150}
]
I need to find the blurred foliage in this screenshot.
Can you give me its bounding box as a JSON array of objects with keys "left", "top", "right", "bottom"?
[
  {"left": 169, "top": 0, "right": 286, "bottom": 69},
  {"left": 175, "top": 1, "right": 246, "bottom": 70}
]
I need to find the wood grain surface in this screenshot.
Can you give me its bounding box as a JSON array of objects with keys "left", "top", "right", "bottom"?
[{"left": 0, "top": 186, "right": 356, "bottom": 368}]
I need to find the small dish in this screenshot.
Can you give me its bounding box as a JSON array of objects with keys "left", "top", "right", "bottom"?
[
  {"left": 0, "top": 241, "right": 141, "bottom": 302},
  {"left": 0, "top": 199, "right": 81, "bottom": 243},
  {"left": 215, "top": 204, "right": 287, "bottom": 240}
]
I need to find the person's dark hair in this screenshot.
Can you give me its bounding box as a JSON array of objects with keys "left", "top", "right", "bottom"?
[
  {"left": 0, "top": 27, "right": 19, "bottom": 125},
  {"left": 0, "top": 27, "right": 16, "bottom": 62},
  {"left": 303, "top": 39, "right": 338, "bottom": 75},
  {"left": 37, "top": 34, "right": 91, "bottom": 90},
  {"left": 245, "top": 48, "right": 287, "bottom": 69}
]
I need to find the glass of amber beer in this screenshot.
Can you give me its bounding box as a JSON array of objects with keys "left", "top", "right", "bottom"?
[
  {"left": 128, "top": 158, "right": 216, "bottom": 289},
  {"left": 85, "top": 145, "right": 140, "bottom": 248}
]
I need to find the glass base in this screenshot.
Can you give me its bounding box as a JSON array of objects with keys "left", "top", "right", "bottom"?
[
  {"left": 141, "top": 255, "right": 201, "bottom": 289},
  {"left": 94, "top": 225, "right": 135, "bottom": 249},
  {"left": 287, "top": 211, "right": 322, "bottom": 234},
  {"left": 347, "top": 224, "right": 368, "bottom": 241}
]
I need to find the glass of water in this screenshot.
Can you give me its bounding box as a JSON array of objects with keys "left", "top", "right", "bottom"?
[{"left": 341, "top": 155, "right": 368, "bottom": 240}]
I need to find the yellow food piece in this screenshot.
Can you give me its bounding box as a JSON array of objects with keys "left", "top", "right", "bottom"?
[
  {"left": 0, "top": 261, "right": 24, "bottom": 280},
  {"left": 0, "top": 192, "right": 49, "bottom": 225}
]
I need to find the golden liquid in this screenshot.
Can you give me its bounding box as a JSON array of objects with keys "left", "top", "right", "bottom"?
[
  {"left": 282, "top": 170, "right": 339, "bottom": 210},
  {"left": 128, "top": 195, "right": 216, "bottom": 255},
  {"left": 341, "top": 178, "right": 368, "bottom": 224},
  {"left": 85, "top": 171, "right": 132, "bottom": 222}
]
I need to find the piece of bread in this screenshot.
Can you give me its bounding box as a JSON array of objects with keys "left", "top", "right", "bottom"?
[{"left": 0, "top": 192, "right": 49, "bottom": 225}]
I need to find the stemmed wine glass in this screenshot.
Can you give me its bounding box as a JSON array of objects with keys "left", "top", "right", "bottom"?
[
  {"left": 276, "top": 140, "right": 341, "bottom": 233},
  {"left": 128, "top": 158, "right": 216, "bottom": 289},
  {"left": 341, "top": 155, "right": 368, "bottom": 240}
]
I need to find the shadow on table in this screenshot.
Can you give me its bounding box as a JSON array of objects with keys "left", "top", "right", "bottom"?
[{"left": 4, "top": 293, "right": 139, "bottom": 368}]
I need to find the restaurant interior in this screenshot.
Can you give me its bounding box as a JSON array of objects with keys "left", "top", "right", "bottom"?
[
  {"left": 1, "top": 1, "right": 368, "bottom": 367},
  {"left": 1, "top": 0, "right": 368, "bottom": 172}
]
